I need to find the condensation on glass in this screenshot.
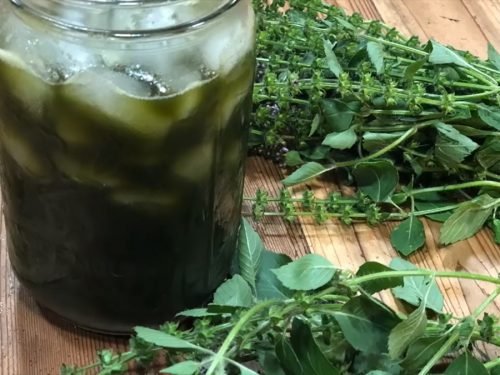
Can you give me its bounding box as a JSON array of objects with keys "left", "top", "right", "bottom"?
[{"left": 0, "top": 0, "right": 255, "bottom": 333}]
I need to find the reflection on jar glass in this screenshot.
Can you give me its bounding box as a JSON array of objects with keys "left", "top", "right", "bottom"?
[{"left": 0, "top": 0, "right": 256, "bottom": 333}]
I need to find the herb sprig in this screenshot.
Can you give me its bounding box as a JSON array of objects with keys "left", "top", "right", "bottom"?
[
  {"left": 62, "top": 219, "right": 500, "bottom": 375},
  {"left": 247, "top": 0, "right": 500, "bottom": 254}
]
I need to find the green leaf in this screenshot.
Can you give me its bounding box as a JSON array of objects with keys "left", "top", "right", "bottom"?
[
  {"left": 285, "top": 151, "right": 305, "bottom": 167},
  {"left": 404, "top": 59, "right": 426, "bottom": 81},
  {"left": 478, "top": 105, "right": 500, "bottom": 130},
  {"left": 322, "top": 127, "right": 357, "bottom": 150},
  {"left": 440, "top": 194, "right": 496, "bottom": 245},
  {"left": 366, "top": 372, "right": 392, "bottom": 375},
  {"left": 429, "top": 40, "right": 471, "bottom": 68},
  {"left": 353, "top": 160, "right": 399, "bottom": 202},
  {"left": 356, "top": 262, "right": 403, "bottom": 294},
  {"left": 272, "top": 254, "right": 336, "bottom": 291},
  {"left": 390, "top": 215, "right": 426, "bottom": 256},
  {"left": 321, "top": 99, "right": 361, "bottom": 132},
  {"left": 282, "top": 162, "right": 328, "bottom": 187},
  {"left": 476, "top": 137, "right": 500, "bottom": 170},
  {"left": 443, "top": 352, "right": 488, "bottom": 375},
  {"left": 333, "top": 295, "right": 401, "bottom": 354},
  {"left": 134, "top": 327, "right": 198, "bottom": 350},
  {"left": 213, "top": 274, "right": 253, "bottom": 307},
  {"left": 160, "top": 361, "right": 201, "bottom": 375},
  {"left": 334, "top": 16, "right": 356, "bottom": 30},
  {"left": 494, "top": 219, "right": 500, "bottom": 244},
  {"left": 367, "top": 41, "right": 385, "bottom": 74},
  {"left": 238, "top": 218, "right": 264, "bottom": 293},
  {"left": 256, "top": 250, "right": 293, "bottom": 300},
  {"left": 388, "top": 301, "right": 427, "bottom": 359},
  {"left": 258, "top": 351, "right": 286, "bottom": 375},
  {"left": 434, "top": 122, "right": 479, "bottom": 167},
  {"left": 400, "top": 335, "right": 449, "bottom": 373},
  {"left": 323, "top": 39, "right": 344, "bottom": 78},
  {"left": 290, "top": 318, "right": 341, "bottom": 375},
  {"left": 176, "top": 308, "right": 218, "bottom": 318},
  {"left": 362, "top": 132, "right": 405, "bottom": 153},
  {"left": 309, "top": 114, "right": 321, "bottom": 137},
  {"left": 414, "top": 200, "right": 454, "bottom": 223},
  {"left": 390, "top": 258, "right": 444, "bottom": 313},
  {"left": 488, "top": 43, "right": 500, "bottom": 70},
  {"left": 236, "top": 364, "right": 260, "bottom": 375},
  {"left": 275, "top": 336, "right": 303, "bottom": 375}
]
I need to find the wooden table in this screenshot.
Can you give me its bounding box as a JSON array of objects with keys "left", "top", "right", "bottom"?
[{"left": 1, "top": 1, "right": 500, "bottom": 374}]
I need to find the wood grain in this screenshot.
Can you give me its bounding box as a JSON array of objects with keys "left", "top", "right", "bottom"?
[{"left": 1, "top": 1, "right": 499, "bottom": 373}]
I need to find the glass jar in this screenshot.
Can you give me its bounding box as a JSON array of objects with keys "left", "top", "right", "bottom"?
[{"left": 0, "top": 0, "right": 255, "bottom": 333}]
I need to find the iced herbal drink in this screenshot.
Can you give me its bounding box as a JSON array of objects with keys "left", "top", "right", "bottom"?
[{"left": 0, "top": 0, "right": 255, "bottom": 332}]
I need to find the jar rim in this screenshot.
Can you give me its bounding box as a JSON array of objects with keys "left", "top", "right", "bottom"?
[{"left": 10, "top": 0, "right": 241, "bottom": 38}]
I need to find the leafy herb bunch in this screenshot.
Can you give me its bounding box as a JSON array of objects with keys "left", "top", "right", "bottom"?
[
  {"left": 248, "top": 0, "right": 500, "bottom": 254},
  {"left": 63, "top": 220, "right": 500, "bottom": 375}
]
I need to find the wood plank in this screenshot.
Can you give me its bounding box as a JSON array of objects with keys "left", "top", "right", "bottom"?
[{"left": 461, "top": 0, "right": 500, "bottom": 51}]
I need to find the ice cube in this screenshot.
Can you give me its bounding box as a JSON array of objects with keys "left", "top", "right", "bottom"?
[
  {"left": 0, "top": 125, "right": 52, "bottom": 179},
  {"left": 62, "top": 69, "right": 173, "bottom": 139},
  {"left": 0, "top": 49, "right": 53, "bottom": 117}
]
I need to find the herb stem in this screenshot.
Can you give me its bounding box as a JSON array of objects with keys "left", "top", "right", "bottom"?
[{"left": 485, "top": 357, "right": 500, "bottom": 370}]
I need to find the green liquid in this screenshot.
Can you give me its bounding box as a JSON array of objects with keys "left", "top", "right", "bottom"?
[{"left": 0, "top": 49, "right": 255, "bottom": 333}]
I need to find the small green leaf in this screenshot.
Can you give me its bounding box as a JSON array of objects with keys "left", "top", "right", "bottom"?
[
  {"left": 353, "top": 160, "right": 399, "bottom": 202},
  {"left": 443, "top": 352, "right": 488, "bottom": 375},
  {"left": 400, "top": 335, "right": 449, "bottom": 373},
  {"left": 390, "top": 258, "right": 444, "bottom": 313},
  {"left": 356, "top": 262, "right": 403, "bottom": 294},
  {"left": 404, "top": 59, "right": 426, "bottom": 81},
  {"left": 476, "top": 137, "right": 500, "bottom": 170},
  {"left": 285, "top": 151, "right": 305, "bottom": 167},
  {"left": 493, "top": 219, "right": 500, "bottom": 244},
  {"left": 176, "top": 308, "right": 218, "bottom": 318},
  {"left": 390, "top": 215, "right": 426, "bottom": 256},
  {"left": 434, "top": 122, "right": 479, "bottom": 167},
  {"left": 414, "top": 200, "right": 454, "bottom": 223},
  {"left": 309, "top": 114, "right": 321, "bottom": 137},
  {"left": 388, "top": 301, "right": 427, "bottom": 359},
  {"left": 321, "top": 99, "right": 361, "bottom": 132},
  {"left": 160, "top": 361, "right": 201, "bottom": 375},
  {"left": 334, "top": 16, "right": 356, "bottom": 30},
  {"left": 367, "top": 41, "right": 385, "bottom": 74},
  {"left": 236, "top": 364, "right": 260, "bottom": 375},
  {"left": 440, "top": 194, "right": 496, "bottom": 245},
  {"left": 478, "top": 105, "right": 500, "bottom": 130},
  {"left": 256, "top": 250, "right": 293, "bottom": 300},
  {"left": 352, "top": 352, "right": 401, "bottom": 375},
  {"left": 134, "top": 327, "right": 198, "bottom": 350},
  {"left": 275, "top": 336, "right": 303, "bottom": 375},
  {"left": 323, "top": 39, "right": 344, "bottom": 78},
  {"left": 362, "top": 132, "right": 405, "bottom": 153},
  {"left": 333, "top": 295, "right": 401, "bottom": 354},
  {"left": 282, "top": 162, "right": 329, "bottom": 187},
  {"left": 488, "top": 43, "right": 500, "bottom": 70},
  {"left": 290, "top": 318, "right": 341, "bottom": 374},
  {"left": 238, "top": 218, "right": 264, "bottom": 293},
  {"left": 322, "top": 127, "right": 357, "bottom": 150},
  {"left": 429, "top": 40, "right": 471, "bottom": 68},
  {"left": 272, "top": 254, "right": 336, "bottom": 291},
  {"left": 213, "top": 274, "right": 253, "bottom": 307}
]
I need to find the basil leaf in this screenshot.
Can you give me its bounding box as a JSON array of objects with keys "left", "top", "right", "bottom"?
[
  {"left": 135, "top": 328, "right": 199, "bottom": 350},
  {"left": 282, "top": 162, "right": 329, "bottom": 186},
  {"left": 488, "top": 43, "right": 500, "bottom": 70},
  {"left": 478, "top": 105, "right": 500, "bottom": 130},
  {"left": 390, "top": 215, "right": 426, "bottom": 256},
  {"left": 429, "top": 40, "right": 471, "bottom": 68},
  {"left": 367, "top": 41, "right": 385, "bottom": 75},
  {"left": 333, "top": 295, "right": 401, "bottom": 354},
  {"left": 272, "top": 254, "right": 336, "bottom": 291},
  {"left": 440, "top": 194, "right": 496, "bottom": 245},
  {"left": 322, "top": 127, "right": 357, "bottom": 150},
  {"left": 356, "top": 262, "right": 403, "bottom": 294},
  {"left": 238, "top": 218, "right": 264, "bottom": 293},
  {"left": 400, "top": 335, "right": 449, "bottom": 373},
  {"left": 321, "top": 99, "right": 361, "bottom": 132},
  {"left": 323, "top": 39, "right": 344, "bottom": 78},
  {"left": 256, "top": 250, "right": 293, "bottom": 300},
  {"left": 213, "top": 274, "right": 253, "bottom": 307},
  {"left": 404, "top": 59, "right": 426, "bottom": 82},
  {"left": 434, "top": 122, "right": 479, "bottom": 167},
  {"left": 390, "top": 258, "right": 444, "bottom": 313},
  {"left": 443, "top": 352, "right": 489, "bottom": 375},
  {"left": 353, "top": 160, "right": 399, "bottom": 202},
  {"left": 160, "top": 361, "right": 201, "bottom": 375}
]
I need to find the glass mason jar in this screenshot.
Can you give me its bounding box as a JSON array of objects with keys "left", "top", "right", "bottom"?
[{"left": 0, "top": 0, "right": 255, "bottom": 333}]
